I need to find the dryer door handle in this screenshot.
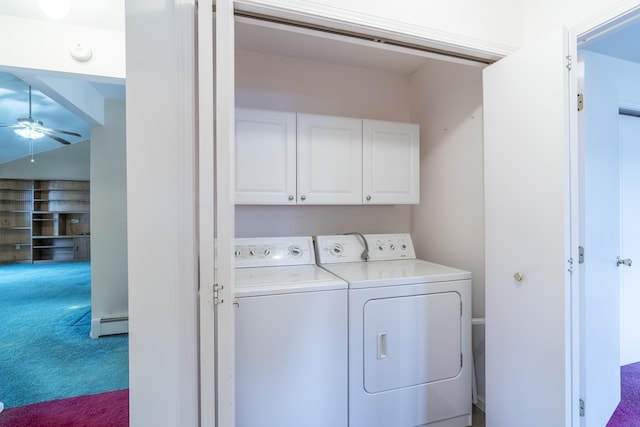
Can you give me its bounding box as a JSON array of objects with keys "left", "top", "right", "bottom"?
[{"left": 377, "top": 332, "right": 388, "bottom": 360}]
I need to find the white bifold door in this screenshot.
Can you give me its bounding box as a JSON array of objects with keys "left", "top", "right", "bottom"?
[{"left": 484, "top": 29, "right": 621, "bottom": 427}]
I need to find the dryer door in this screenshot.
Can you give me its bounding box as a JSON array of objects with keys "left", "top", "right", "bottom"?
[{"left": 363, "top": 291, "right": 461, "bottom": 393}]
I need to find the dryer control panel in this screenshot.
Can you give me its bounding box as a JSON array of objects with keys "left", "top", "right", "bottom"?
[{"left": 316, "top": 233, "right": 416, "bottom": 264}]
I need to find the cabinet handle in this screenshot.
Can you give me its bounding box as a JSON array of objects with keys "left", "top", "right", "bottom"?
[
  {"left": 300, "top": 195, "right": 307, "bottom": 201},
  {"left": 288, "top": 195, "right": 294, "bottom": 201}
]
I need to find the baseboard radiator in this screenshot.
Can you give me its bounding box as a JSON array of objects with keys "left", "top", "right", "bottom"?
[{"left": 90, "top": 316, "right": 129, "bottom": 338}]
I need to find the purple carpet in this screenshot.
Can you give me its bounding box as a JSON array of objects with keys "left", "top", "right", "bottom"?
[
  {"left": 607, "top": 362, "right": 640, "bottom": 426},
  {"left": 0, "top": 389, "right": 128, "bottom": 427}
]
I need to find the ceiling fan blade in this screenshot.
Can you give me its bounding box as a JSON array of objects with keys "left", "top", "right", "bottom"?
[
  {"left": 42, "top": 132, "right": 71, "bottom": 145},
  {"left": 41, "top": 127, "right": 82, "bottom": 137}
]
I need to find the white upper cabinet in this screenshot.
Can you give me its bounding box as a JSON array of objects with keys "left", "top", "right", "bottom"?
[
  {"left": 297, "top": 113, "right": 363, "bottom": 205},
  {"left": 235, "top": 108, "right": 297, "bottom": 204},
  {"left": 235, "top": 109, "right": 419, "bottom": 205},
  {"left": 363, "top": 119, "right": 420, "bottom": 204}
]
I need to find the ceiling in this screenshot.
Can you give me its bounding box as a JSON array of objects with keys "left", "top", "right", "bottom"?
[{"left": 0, "top": 1, "right": 124, "bottom": 165}]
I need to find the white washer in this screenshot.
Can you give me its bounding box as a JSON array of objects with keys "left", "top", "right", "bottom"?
[
  {"left": 316, "top": 233, "right": 472, "bottom": 427},
  {"left": 234, "top": 236, "right": 348, "bottom": 427}
]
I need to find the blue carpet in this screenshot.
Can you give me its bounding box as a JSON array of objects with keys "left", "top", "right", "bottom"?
[{"left": 0, "top": 263, "right": 128, "bottom": 408}]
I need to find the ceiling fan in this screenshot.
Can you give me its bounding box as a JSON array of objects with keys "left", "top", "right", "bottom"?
[{"left": 0, "top": 85, "right": 81, "bottom": 145}]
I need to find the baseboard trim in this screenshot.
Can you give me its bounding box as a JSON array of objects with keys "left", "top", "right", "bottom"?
[{"left": 90, "top": 316, "right": 129, "bottom": 338}]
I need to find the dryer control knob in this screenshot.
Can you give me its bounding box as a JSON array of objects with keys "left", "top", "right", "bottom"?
[
  {"left": 289, "top": 245, "right": 302, "bottom": 257},
  {"left": 330, "top": 244, "right": 343, "bottom": 256},
  {"left": 263, "top": 249, "right": 271, "bottom": 256}
]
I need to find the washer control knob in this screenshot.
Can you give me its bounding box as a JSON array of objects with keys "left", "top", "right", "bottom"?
[
  {"left": 234, "top": 249, "right": 241, "bottom": 257},
  {"left": 366, "top": 195, "right": 372, "bottom": 201},
  {"left": 289, "top": 245, "right": 302, "bottom": 257},
  {"left": 330, "top": 244, "right": 343, "bottom": 256},
  {"left": 300, "top": 195, "right": 307, "bottom": 201},
  {"left": 389, "top": 243, "right": 396, "bottom": 250},
  {"left": 263, "top": 248, "right": 271, "bottom": 256},
  {"left": 288, "top": 195, "right": 294, "bottom": 201},
  {"left": 249, "top": 249, "right": 255, "bottom": 256}
]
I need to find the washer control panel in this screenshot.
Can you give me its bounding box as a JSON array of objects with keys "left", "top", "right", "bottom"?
[
  {"left": 316, "top": 233, "right": 416, "bottom": 264},
  {"left": 234, "top": 236, "right": 315, "bottom": 268}
]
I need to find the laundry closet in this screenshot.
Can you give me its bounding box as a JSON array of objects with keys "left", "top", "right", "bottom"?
[{"left": 231, "top": 15, "right": 487, "bottom": 426}]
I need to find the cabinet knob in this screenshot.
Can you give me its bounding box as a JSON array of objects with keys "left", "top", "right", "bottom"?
[
  {"left": 366, "top": 195, "right": 372, "bottom": 201},
  {"left": 513, "top": 272, "right": 524, "bottom": 281},
  {"left": 300, "top": 195, "right": 307, "bottom": 201},
  {"left": 288, "top": 195, "right": 294, "bottom": 201}
]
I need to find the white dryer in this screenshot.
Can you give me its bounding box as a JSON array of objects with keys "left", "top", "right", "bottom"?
[
  {"left": 234, "top": 236, "right": 348, "bottom": 427},
  {"left": 316, "top": 233, "right": 472, "bottom": 427}
]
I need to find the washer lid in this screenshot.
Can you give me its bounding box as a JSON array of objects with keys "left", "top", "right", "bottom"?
[
  {"left": 319, "top": 259, "right": 471, "bottom": 289},
  {"left": 235, "top": 264, "right": 347, "bottom": 297}
]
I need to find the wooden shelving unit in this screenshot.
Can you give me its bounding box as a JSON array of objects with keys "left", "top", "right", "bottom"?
[
  {"left": 0, "top": 179, "right": 33, "bottom": 264},
  {"left": 32, "top": 180, "right": 90, "bottom": 263},
  {"left": 0, "top": 179, "right": 90, "bottom": 264}
]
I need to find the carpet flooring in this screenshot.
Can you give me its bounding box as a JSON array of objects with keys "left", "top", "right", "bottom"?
[
  {"left": 0, "top": 389, "right": 128, "bottom": 427},
  {"left": 0, "top": 263, "right": 128, "bottom": 408},
  {"left": 607, "top": 361, "right": 640, "bottom": 426}
]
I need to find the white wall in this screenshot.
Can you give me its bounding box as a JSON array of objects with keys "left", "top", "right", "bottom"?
[
  {"left": 90, "top": 99, "right": 128, "bottom": 336},
  {"left": 0, "top": 14, "right": 124, "bottom": 80},
  {"left": 0, "top": 141, "right": 89, "bottom": 179},
  {"left": 235, "top": 49, "right": 414, "bottom": 236},
  {"left": 409, "top": 59, "right": 486, "bottom": 407}
]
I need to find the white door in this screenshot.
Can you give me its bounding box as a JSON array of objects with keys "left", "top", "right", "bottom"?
[
  {"left": 619, "top": 114, "right": 640, "bottom": 365},
  {"left": 297, "top": 113, "right": 362, "bottom": 204},
  {"left": 483, "top": 29, "right": 577, "bottom": 427},
  {"left": 362, "top": 119, "right": 420, "bottom": 204},
  {"left": 235, "top": 108, "right": 297, "bottom": 204},
  {"left": 578, "top": 52, "right": 621, "bottom": 427}
]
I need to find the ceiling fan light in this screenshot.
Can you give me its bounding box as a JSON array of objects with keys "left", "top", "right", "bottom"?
[{"left": 15, "top": 128, "right": 45, "bottom": 139}]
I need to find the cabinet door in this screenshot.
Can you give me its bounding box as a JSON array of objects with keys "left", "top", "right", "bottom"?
[
  {"left": 363, "top": 120, "right": 419, "bottom": 204},
  {"left": 235, "top": 108, "right": 297, "bottom": 204},
  {"left": 74, "top": 236, "right": 91, "bottom": 261},
  {"left": 297, "top": 113, "right": 362, "bottom": 204}
]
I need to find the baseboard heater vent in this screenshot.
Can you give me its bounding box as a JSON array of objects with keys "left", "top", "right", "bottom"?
[{"left": 90, "top": 316, "right": 129, "bottom": 338}]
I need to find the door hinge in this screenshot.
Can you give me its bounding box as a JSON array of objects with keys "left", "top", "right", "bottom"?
[
  {"left": 566, "top": 54, "right": 573, "bottom": 71},
  {"left": 213, "top": 283, "right": 224, "bottom": 305},
  {"left": 460, "top": 353, "right": 463, "bottom": 368},
  {"left": 579, "top": 246, "right": 585, "bottom": 264},
  {"left": 568, "top": 257, "right": 574, "bottom": 273},
  {"left": 578, "top": 93, "right": 584, "bottom": 111},
  {"left": 580, "top": 398, "right": 585, "bottom": 417}
]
